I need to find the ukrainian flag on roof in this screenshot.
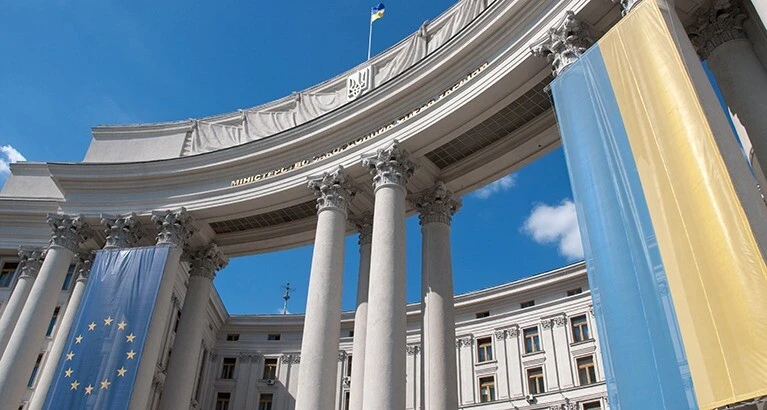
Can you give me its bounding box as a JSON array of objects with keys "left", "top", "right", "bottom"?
[{"left": 371, "top": 3, "right": 385, "bottom": 23}]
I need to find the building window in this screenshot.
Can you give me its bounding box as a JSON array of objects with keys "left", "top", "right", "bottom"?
[
  {"left": 523, "top": 327, "right": 541, "bottom": 353},
  {"left": 577, "top": 356, "right": 597, "bottom": 385},
  {"left": 476, "top": 337, "right": 493, "bottom": 362},
  {"left": 173, "top": 310, "right": 181, "bottom": 333},
  {"left": 46, "top": 307, "right": 60, "bottom": 337},
  {"left": 28, "top": 353, "right": 43, "bottom": 387},
  {"left": 226, "top": 334, "right": 240, "bottom": 341},
  {"left": 262, "top": 358, "right": 277, "bottom": 380},
  {"left": 267, "top": 334, "right": 281, "bottom": 341},
  {"left": 344, "top": 391, "right": 351, "bottom": 410},
  {"left": 567, "top": 287, "right": 583, "bottom": 296},
  {"left": 215, "top": 392, "right": 231, "bottom": 410},
  {"left": 479, "top": 376, "right": 495, "bottom": 402},
  {"left": 520, "top": 300, "right": 535, "bottom": 309},
  {"left": 258, "top": 393, "right": 273, "bottom": 410},
  {"left": 348, "top": 330, "right": 354, "bottom": 337},
  {"left": 346, "top": 355, "right": 353, "bottom": 376},
  {"left": 582, "top": 401, "right": 601, "bottom": 409},
  {"left": 62, "top": 264, "right": 76, "bottom": 291},
  {"left": 571, "top": 315, "right": 590, "bottom": 342},
  {"left": 527, "top": 367, "right": 545, "bottom": 395},
  {"left": 475, "top": 311, "right": 490, "bottom": 319},
  {"left": 221, "top": 357, "right": 236, "bottom": 379},
  {"left": 0, "top": 262, "right": 18, "bottom": 288}
]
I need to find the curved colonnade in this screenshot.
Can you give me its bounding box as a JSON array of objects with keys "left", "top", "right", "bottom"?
[{"left": 0, "top": 0, "right": 765, "bottom": 408}]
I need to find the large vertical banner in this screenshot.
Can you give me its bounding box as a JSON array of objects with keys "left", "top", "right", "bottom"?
[
  {"left": 43, "top": 246, "right": 169, "bottom": 409},
  {"left": 551, "top": 0, "right": 767, "bottom": 409}
]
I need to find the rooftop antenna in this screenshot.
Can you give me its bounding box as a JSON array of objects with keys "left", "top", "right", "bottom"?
[{"left": 281, "top": 282, "right": 295, "bottom": 315}]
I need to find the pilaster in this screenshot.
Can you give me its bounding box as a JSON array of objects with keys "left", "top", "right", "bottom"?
[{"left": 530, "top": 11, "right": 592, "bottom": 76}]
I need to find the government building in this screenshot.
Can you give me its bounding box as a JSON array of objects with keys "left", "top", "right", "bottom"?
[{"left": 0, "top": 0, "right": 766, "bottom": 409}]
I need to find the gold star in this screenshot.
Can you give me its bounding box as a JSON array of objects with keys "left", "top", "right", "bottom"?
[
  {"left": 70, "top": 380, "right": 80, "bottom": 390},
  {"left": 84, "top": 385, "right": 94, "bottom": 395},
  {"left": 100, "top": 379, "right": 111, "bottom": 390},
  {"left": 88, "top": 322, "right": 96, "bottom": 331},
  {"left": 117, "top": 321, "right": 127, "bottom": 330},
  {"left": 66, "top": 351, "right": 75, "bottom": 361},
  {"left": 126, "top": 349, "right": 136, "bottom": 360},
  {"left": 125, "top": 333, "right": 136, "bottom": 343},
  {"left": 104, "top": 316, "right": 113, "bottom": 326},
  {"left": 117, "top": 367, "right": 127, "bottom": 377},
  {"left": 75, "top": 335, "right": 83, "bottom": 344},
  {"left": 64, "top": 368, "right": 73, "bottom": 378}
]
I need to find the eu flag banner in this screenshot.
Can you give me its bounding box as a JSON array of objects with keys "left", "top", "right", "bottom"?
[{"left": 43, "top": 246, "right": 169, "bottom": 409}]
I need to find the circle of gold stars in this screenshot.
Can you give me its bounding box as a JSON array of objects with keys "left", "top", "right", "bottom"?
[{"left": 64, "top": 315, "right": 137, "bottom": 397}]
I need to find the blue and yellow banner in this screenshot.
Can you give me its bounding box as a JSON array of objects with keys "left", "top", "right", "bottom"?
[
  {"left": 551, "top": 0, "right": 767, "bottom": 408},
  {"left": 371, "top": 3, "right": 385, "bottom": 23},
  {"left": 42, "top": 247, "right": 169, "bottom": 409}
]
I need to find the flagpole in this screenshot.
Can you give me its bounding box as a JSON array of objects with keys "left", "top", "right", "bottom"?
[{"left": 368, "top": 18, "right": 374, "bottom": 60}]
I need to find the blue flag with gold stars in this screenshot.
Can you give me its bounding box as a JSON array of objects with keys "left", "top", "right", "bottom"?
[{"left": 43, "top": 246, "right": 169, "bottom": 409}]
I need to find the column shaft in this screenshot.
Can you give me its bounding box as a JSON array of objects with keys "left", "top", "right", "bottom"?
[
  {"left": 28, "top": 269, "right": 90, "bottom": 410},
  {"left": 362, "top": 185, "right": 407, "bottom": 409},
  {"left": 0, "top": 245, "right": 74, "bottom": 409},
  {"left": 421, "top": 221, "right": 458, "bottom": 410},
  {"left": 158, "top": 275, "right": 213, "bottom": 409},
  {"left": 349, "top": 216, "right": 372, "bottom": 410},
  {"left": 0, "top": 275, "right": 36, "bottom": 358},
  {"left": 295, "top": 207, "right": 347, "bottom": 410}
]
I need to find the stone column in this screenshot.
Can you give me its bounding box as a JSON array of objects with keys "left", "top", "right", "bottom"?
[
  {"left": 415, "top": 181, "right": 461, "bottom": 410},
  {"left": 0, "top": 246, "right": 44, "bottom": 358},
  {"left": 348, "top": 213, "right": 373, "bottom": 410},
  {"left": 28, "top": 253, "right": 94, "bottom": 410},
  {"left": 688, "top": 0, "right": 767, "bottom": 180},
  {"left": 0, "top": 214, "right": 88, "bottom": 409},
  {"left": 296, "top": 165, "right": 355, "bottom": 410},
  {"left": 530, "top": 11, "right": 591, "bottom": 77},
  {"left": 360, "top": 140, "right": 417, "bottom": 409},
  {"left": 130, "top": 208, "right": 196, "bottom": 410},
  {"left": 159, "top": 244, "right": 227, "bottom": 410}
]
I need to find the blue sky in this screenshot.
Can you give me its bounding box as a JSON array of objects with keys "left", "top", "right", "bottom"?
[{"left": 0, "top": 1, "right": 580, "bottom": 314}]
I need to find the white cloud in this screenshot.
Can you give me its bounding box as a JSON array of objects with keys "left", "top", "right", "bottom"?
[
  {"left": 473, "top": 174, "right": 518, "bottom": 199},
  {"left": 0, "top": 145, "right": 26, "bottom": 176},
  {"left": 522, "top": 199, "right": 584, "bottom": 261}
]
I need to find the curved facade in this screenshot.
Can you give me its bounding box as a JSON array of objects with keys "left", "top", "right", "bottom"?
[{"left": 0, "top": 0, "right": 766, "bottom": 408}]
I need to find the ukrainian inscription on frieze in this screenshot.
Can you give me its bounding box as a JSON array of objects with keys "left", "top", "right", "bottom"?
[{"left": 229, "top": 62, "right": 489, "bottom": 188}]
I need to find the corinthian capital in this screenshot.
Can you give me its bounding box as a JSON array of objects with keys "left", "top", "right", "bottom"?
[
  {"left": 530, "top": 11, "right": 592, "bottom": 77},
  {"left": 351, "top": 212, "right": 374, "bottom": 246},
  {"left": 308, "top": 165, "right": 356, "bottom": 213},
  {"left": 18, "top": 246, "right": 44, "bottom": 279},
  {"left": 612, "top": 0, "right": 640, "bottom": 16},
  {"left": 152, "top": 208, "right": 197, "bottom": 247},
  {"left": 414, "top": 181, "right": 461, "bottom": 226},
  {"left": 362, "top": 140, "right": 418, "bottom": 190},
  {"left": 688, "top": 0, "right": 747, "bottom": 60},
  {"left": 188, "top": 244, "right": 228, "bottom": 280},
  {"left": 101, "top": 212, "right": 142, "bottom": 249},
  {"left": 47, "top": 214, "right": 90, "bottom": 252},
  {"left": 76, "top": 252, "right": 94, "bottom": 282}
]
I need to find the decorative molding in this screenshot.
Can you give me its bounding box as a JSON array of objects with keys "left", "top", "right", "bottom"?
[
  {"left": 342, "top": 376, "right": 351, "bottom": 388},
  {"left": 17, "top": 246, "right": 44, "bottom": 279},
  {"left": 350, "top": 212, "right": 373, "bottom": 246},
  {"left": 406, "top": 345, "right": 421, "bottom": 356},
  {"left": 101, "top": 212, "right": 142, "bottom": 249},
  {"left": 362, "top": 140, "right": 418, "bottom": 190},
  {"left": 152, "top": 208, "right": 197, "bottom": 247},
  {"left": 522, "top": 356, "right": 546, "bottom": 367},
  {"left": 541, "top": 319, "right": 553, "bottom": 330},
  {"left": 530, "top": 11, "right": 592, "bottom": 77},
  {"left": 307, "top": 165, "right": 356, "bottom": 213},
  {"left": 414, "top": 181, "right": 462, "bottom": 226},
  {"left": 47, "top": 214, "right": 89, "bottom": 252},
  {"left": 188, "top": 244, "right": 229, "bottom": 281},
  {"left": 75, "top": 251, "right": 95, "bottom": 282},
  {"left": 281, "top": 354, "right": 300, "bottom": 364},
  {"left": 338, "top": 351, "right": 348, "bottom": 361},
  {"left": 553, "top": 314, "right": 567, "bottom": 327},
  {"left": 688, "top": 0, "right": 748, "bottom": 60},
  {"left": 571, "top": 345, "right": 597, "bottom": 357},
  {"left": 612, "top": 0, "right": 640, "bottom": 15},
  {"left": 210, "top": 353, "right": 219, "bottom": 363},
  {"left": 495, "top": 325, "right": 519, "bottom": 340},
  {"left": 588, "top": 305, "right": 595, "bottom": 316},
  {"left": 152, "top": 373, "right": 164, "bottom": 392},
  {"left": 456, "top": 336, "right": 474, "bottom": 348},
  {"left": 239, "top": 353, "right": 262, "bottom": 363},
  {"left": 347, "top": 66, "right": 372, "bottom": 101}
]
